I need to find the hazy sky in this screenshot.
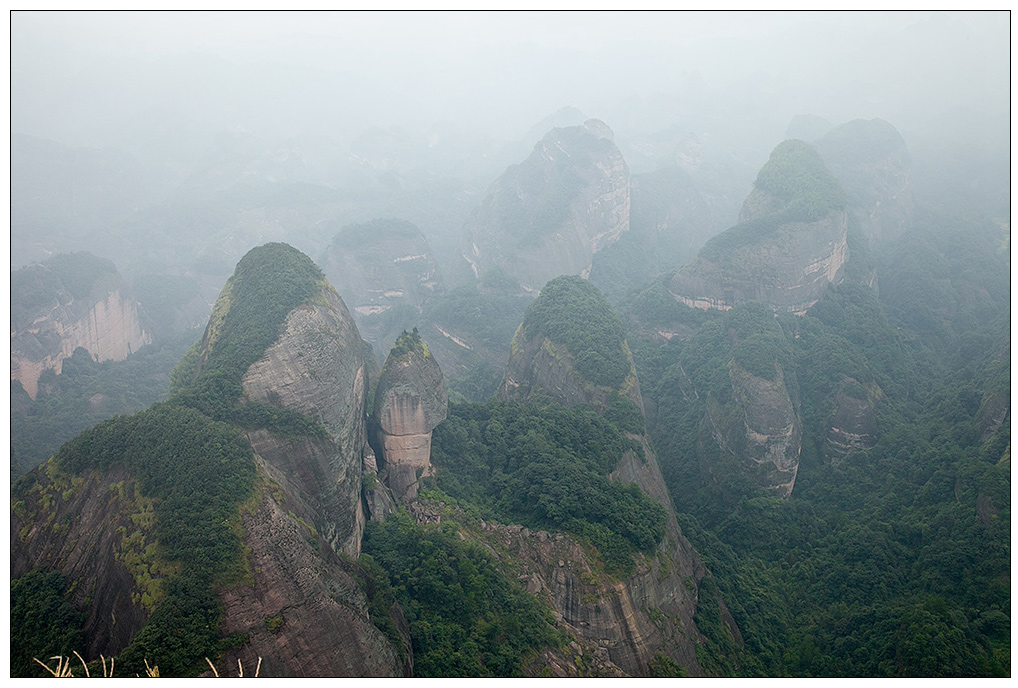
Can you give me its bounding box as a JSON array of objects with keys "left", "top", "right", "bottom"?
[
  {"left": 10, "top": 10, "right": 1010, "bottom": 151},
  {"left": 13, "top": 10, "right": 942, "bottom": 62}
]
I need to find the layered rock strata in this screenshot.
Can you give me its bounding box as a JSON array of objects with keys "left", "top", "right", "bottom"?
[
  {"left": 667, "top": 139, "right": 849, "bottom": 315},
  {"left": 713, "top": 362, "right": 802, "bottom": 496},
  {"left": 241, "top": 281, "right": 370, "bottom": 557},
  {"left": 373, "top": 331, "right": 448, "bottom": 502},
  {"left": 668, "top": 211, "right": 848, "bottom": 315},
  {"left": 825, "top": 382, "right": 881, "bottom": 463}
]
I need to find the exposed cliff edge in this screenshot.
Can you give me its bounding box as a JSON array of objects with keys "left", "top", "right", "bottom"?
[
  {"left": 667, "top": 140, "right": 848, "bottom": 315},
  {"left": 824, "top": 380, "right": 882, "bottom": 463},
  {"left": 709, "top": 361, "right": 802, "bottom": 497},
  {"left": 12, "top": 244, "right": 403, "bottom": 677},
  {"left": 461, "top": 119, "right": 630, "bottom": 292},
  {"left": 372, "top": 329, "right": 448, "bottom": 502},
  {"left": 11, "top": 253, "right": 152, "bottom": 399},
  {"left": 494, "top": 276, "right": 710, "bottom": 675},
  {"left": 498, "top": 275, "right": 641, "bottom": 413},
  {"left": 239, "top": 281, "right": 369, "bottom": 557}
]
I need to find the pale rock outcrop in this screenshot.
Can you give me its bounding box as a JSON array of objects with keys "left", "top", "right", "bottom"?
[
  {"left": 373, "top": 332, "right": 448, "bottom": 502},
  {"left": 241, "top": 283, "right": 370, "bottom": 557},
  {"left": 668, "top": 210, "right": 849, "bottom": 316},
  {"left": 713, "top": 362, "right": 802, "bottom": 496},
  {"left": 461, "top": 119, "right": 630, "bottom": 291},
  {"left": 12, "top": 280, "right": 151, "bottom": 399}
]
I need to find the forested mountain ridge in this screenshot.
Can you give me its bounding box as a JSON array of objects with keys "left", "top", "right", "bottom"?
[
  {"left": 623, "top": 130, "right": 1010, "bottom": 675},
  {"left": 9, "top": 104, "right": 1008, "bottom": 678},
  {"left": 13, "top": 244, "right": 405, "bottom": 677},
  {"left": 12, "top": 245, "right": 716, "bottom": 677},
  {"left": 667, "top": 140, "right": 849, "bottom": 315}
]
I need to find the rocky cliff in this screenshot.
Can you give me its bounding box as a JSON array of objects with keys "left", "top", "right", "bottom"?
[
  {"left": 12, "top": 244, "right": 403, "bottom": 677},
  {"left": 11, "top": 253, "right": 152, "bottom": 399},
  {"left": 372, "top": 330, "right": 448, "bottom": 503},
  {"left": 494, "top": 276, "right": 711, "bottom": 675},
  {"left": 497, "top": 276, "right": 641, "bottom": 412},
  {"left": 709, "top": 361, "right": 801, "bottom": 497},
  {"left": 239, "top": 280, "right": 370, "bottom": 557},
  {"left": 461, "top": 119, "right": 630, "bottom": 292},
  {"left": 824, "top": 380, "right": 882, "bottom": 463},
  {"left": 320, "top": 219, "right": 444, "bottom": 347},
  {"left": 667, "top": 140, "right": 849, "bottom": 315}
]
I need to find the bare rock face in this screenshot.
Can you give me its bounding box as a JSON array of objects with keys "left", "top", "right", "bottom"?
[
  {"left": 815, "top": 118, "right": 914, "bottom": 246},
  {"left": 320, "top": 219, "right": 444, "bottom": 346},
  {"left": 11, "top": 464, "right": 155, "bottom": 660},
  {"left": 461, "top": 119, "right": 630, "bottom": 292},
  {"left": 667, "top": 139, "right": 849, "bottom": 315},
  {"left": 498, "top": 325, "right": 643, "bottom": 414},
  {"left": 11, "top": 255, "right": 151, "bottom": 399},
  {"left": 475, "top": 506, "right": 707, "bottom": 677},
  {"left": 241, "top": 282, "right": 370, "bottom": 557},
  {"left": 668, "top": 210, "right": 848, "bottom": 315},
  {"left": 825, "top": 381, "right": 881, "bottom": 463},
  {"left": 373, "top": 330, "right": 448, "bottom": 502},
  {"left": 214, "top": 461, "right": 403, "bottom": 678},
  {"left": 716, "top": 363, "right": 802, "bottom": 497}
]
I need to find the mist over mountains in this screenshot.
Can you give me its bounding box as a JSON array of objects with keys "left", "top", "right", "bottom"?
[{"left": 9, "top": 10, "right": 1010, "bottom": 679}]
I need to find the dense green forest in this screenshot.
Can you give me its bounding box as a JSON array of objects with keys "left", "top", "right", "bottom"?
[
  {"left": 429, "top": 400, "right": 663, "bottom": 576},
  {"left": 521, "top": 275, "right": 631, "bottom": 389},
  {"left": 626, "top": 206, "right": 1010, "bottom": 676},
  {"left": 361, "top": 512, "right": 563, "bottom": 676},
  {"left": 11, "top": 333, "right": 199, "bottom": 477}
]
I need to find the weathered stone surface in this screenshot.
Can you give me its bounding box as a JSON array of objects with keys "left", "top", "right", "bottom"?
[
  {"left": 242, "top": 283, "right": 369, "bottom": 556},
  {"left": 668, "top": 210, "right": 849, "bottom": 315},
  {"left": 472, "top": 512, "right": 707, "bottom": 677},
  {"left": 461, "top": 119, "right": 630, "bottom": 292},
  {"left": 498, "top": 327, "right": 643, "bottom": 414},
  {"left": 373, "top": 333, "right": 448, "bottom": 502},
  {"left": 214, "top": 466, "right": 403, "bottom": 678},
  {"left": 825, "top": 382, "right": 881, "bottom": 463},
  {"left": 11, "top": 278, "right": 151, "bottom": 399},
  {"left": 703, "top": 362, "right": 801, "bottom": 497}
]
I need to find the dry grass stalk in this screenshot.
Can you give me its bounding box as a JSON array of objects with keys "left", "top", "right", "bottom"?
[{"left": 33, "top": 656, "right": 74, "bottom": 677}]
